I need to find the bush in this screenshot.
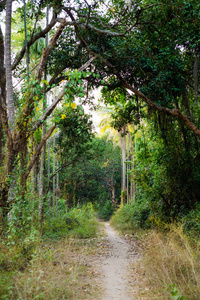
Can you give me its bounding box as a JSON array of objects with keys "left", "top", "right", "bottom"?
[
  {"left": 182, "top": 204, "right": 200, "bottom": 238},
  {"left": 96, "top": 200, "right": 115, "bottom": 221},
  {"left": 65, "top": 203, "right": 98, "bottom": 238},
  {"left": 111, "top": 201, "right": 151, "bottom": 233},
  {"left": 43, "top": 203, "right": 98, "bottom": 239}
]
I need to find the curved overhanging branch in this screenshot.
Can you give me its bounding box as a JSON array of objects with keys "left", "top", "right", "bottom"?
[
  {"left": 122, "top": 81, "right": 200, "bottom": 139},
  {"left": 37, "top": 18, "right": 67, "bottom": 82},
  {"left": 72, "top": 26, "right": 200, "bottom": 139},
  {"left": 12, "top": 12, "right": 58, "bottom": 71},
  {"left": 32, "top": 55, "right": 97, "bottom": 133},
  {"left": 63, "top": 6, "right": 127, "bottom": 36}
]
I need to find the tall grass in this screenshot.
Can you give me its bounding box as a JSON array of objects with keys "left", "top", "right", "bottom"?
[
  {"left": 111, "top": 204, "right": 200, "bottom": 299},
  {"left": 8, "top": 238, "right": 100, "bottom": 300},
  {"left": 134, "top": 227, "right": 200, "bottom": 299}
]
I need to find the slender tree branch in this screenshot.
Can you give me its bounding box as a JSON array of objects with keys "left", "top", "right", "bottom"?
[
  {"left": 37, "top": 18, "right": 67, "bottom": 82},
  {"left": 25, "top": 125, "right": 56, "bottom": 179},
  {"left": 32, "top": 56, "right": 96, "bottom": 132},
  {"left": 12, "top": 12, "right": 58, "bottom": 70}
]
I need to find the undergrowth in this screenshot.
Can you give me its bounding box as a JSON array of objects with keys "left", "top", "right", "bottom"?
[
  {"left": 135, "top": 227, "right": 200, "bottom": 299},
  {"left": 111, "top": 203, "right": 200, "bottom": 299},
  {"left": 0, "top": 203, "right": 100, "bottom": 299}
]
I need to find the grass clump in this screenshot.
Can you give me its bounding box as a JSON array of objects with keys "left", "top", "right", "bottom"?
[
  {"left": 0, "top": 238, "right": 100, "bottom": 300},
  {"left": 132, "top": 226, "right": 200, "bottom": 299}
]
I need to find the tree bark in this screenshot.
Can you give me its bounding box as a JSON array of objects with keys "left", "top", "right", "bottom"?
[
  {"left": 5, "top": 0, "right": 15, "bottom": 132},
  {"left": 121, "top": 126, "right": 126, "bottom": 192},
  {"left": 25, "top": 125, "right": 56, "bottom": 180}
]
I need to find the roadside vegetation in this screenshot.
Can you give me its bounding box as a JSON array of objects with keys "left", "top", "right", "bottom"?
[
  {"left": 1, "top": 0, "right": 200, "bottom": 299},
  {"left": 111, "top": 118, "right": 200, "bottom": 299},
  {"left": 0, "top": 203, "right": 101, "bottom": 300},
  {"left": 112, "top": 207, "right": 200, "bottom": 299}
]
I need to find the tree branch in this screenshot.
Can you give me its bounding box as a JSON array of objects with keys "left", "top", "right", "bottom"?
[
  {"left": 122, "top": 81, "right": 200, "bottom": 138},
  {"left": 12, "top": 12, "right": 58, "bottom": 70},
  {"left": 25, "top": 125, "right": 56, "bottom": 180},
  {"left": 63, "top": 7, "right": 127, "bottom": 36},
  {"left": 31, "top": 56, "right": 96, "bottom": 132},
  {"left": 37, "top": 18, "right": 67, "bottom": 82},
  {"left": 72, "top": 28, "right": 200, "bottom": 139}
]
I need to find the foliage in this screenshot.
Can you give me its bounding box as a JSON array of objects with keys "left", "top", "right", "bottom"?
[
  {"left": 182, "top": 203, "right": 200, "bottom": 238},
  {"left": 111, "top": 201, "right": 151, "bottom": 233},
  {"left": 65, "top": 203, "right": 98, "bottom": 238},
  {"left": 131, "top": 117, "right": 200, "bottom": 222},
  {"left": 57, "top": 134, "right": 121, "bottom": 210},
  {"left": 56, "top": 105, "right": 94, "bottom": 155},
  {"left": 96, "top": 200, "right": 115, "bottom": 221},
  {"left": 42, "top": 202, "right": 99, "bottom": 239}
]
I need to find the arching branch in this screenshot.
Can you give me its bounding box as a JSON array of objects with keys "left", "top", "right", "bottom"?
[
  {"left": 32, "top": 55, "right": 96, "bottom": 132},
  {"left": 12, "top": 12, "right": 58, "bottom": 70}
]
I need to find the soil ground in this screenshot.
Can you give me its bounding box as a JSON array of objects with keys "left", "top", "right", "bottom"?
[{"left": 93, "top": 222, "right": 141, "bottom": 300}]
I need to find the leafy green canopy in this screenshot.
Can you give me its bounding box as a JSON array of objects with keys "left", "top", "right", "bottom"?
[{"left": 56, "top": 110, "right": 121, "bottom": 211}]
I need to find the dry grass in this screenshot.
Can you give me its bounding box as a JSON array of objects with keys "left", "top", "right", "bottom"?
[
  {"left": 132, "top": 226, "right": 200, "bottom": 299},
  {"left": 6, "top": 237, "right": 101, "bottom": 300}
]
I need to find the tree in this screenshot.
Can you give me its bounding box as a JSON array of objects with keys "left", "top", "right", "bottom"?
[
  {"left": 1, "top": 0, "right": 200, "bottom": 222},
  {"left": 0, "top": 1, "right": 97, "bottom": 218},
  {"left": 100, "top": 87, "right": 140, "bottom": 203}
]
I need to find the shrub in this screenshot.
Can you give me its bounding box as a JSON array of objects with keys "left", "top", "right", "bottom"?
[
  {"left": 96, "top": 200, "right": 115, "bottom": 221},
  {"left": 111, "top": 201, "right": 151, "bottom": 233},
  {"left": 65, "top": 203, "right": 98, "bottom": 238},
  {"left": 42, "top": 203, "right": 98, "bottom": 239}
]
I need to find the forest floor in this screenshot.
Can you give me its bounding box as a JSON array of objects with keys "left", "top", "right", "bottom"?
[
  {"left": 1, "top": 221, "right": 145, "bottom": 299},
  {"left": 93, "top": 222, "right": 142, "bottom": 300}
]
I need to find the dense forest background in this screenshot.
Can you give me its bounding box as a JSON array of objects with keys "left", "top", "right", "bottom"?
[{"left": 1, "top": 0, "right": 200, "bottom": 298}]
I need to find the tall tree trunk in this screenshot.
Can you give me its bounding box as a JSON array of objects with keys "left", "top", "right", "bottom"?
[
  {"left": 129, "top": 135, "right": 135, "bottom": 202},
  {"left": 193, "top": 54, "right": 199, "bottom": 103},
  {"left": 119, "top": 126, "right": 127, "bottom": 205},
  {"left": 55, "top": 150, "right": 59, "bottom": 217},
  {"left": 5, "top": 0, "right": 15, "bottom": 131},
  {"left": 4, "top": 0, "right": 18, "bottom": 217},
  {"left": 126, "top": 129, "right": 131, "bottom": 203},
  {"left": 38, "top": 6, "right": 49, "bottom": 229},
  {"left": 0, "top": 27, "right": 5, "bottom": 169},
  {"left": 121, "top": 126, "right": 126, "bottom": 192},
  {"left": 23, "top": 0, "right": 29, "bottom": 81},
  {"left": 0, "top": 119, "right": 4, "bottom": 166},
  {"left": 53, "top": 136, "right": 55, "bottom": 216}
]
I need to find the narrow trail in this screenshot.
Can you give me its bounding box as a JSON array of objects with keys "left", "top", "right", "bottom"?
[{"left": 98, "top": 222, "right": 139, "bottom": 300}]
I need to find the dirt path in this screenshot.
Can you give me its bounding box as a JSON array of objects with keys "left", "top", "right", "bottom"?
[{"left": 97, "top": 222, "right": 140, "bottom": 300}]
